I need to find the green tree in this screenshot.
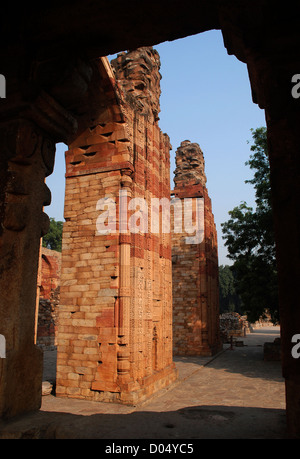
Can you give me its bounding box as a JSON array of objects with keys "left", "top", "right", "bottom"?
[
  {"left": 221, "top": 127, "right": 279, "bottom": 323},
  {"left": 219, "top": 264, "right": 242, "bottom": 314},
  {"left": 42, "top": 218, "right": 63, "bottom": 252}
]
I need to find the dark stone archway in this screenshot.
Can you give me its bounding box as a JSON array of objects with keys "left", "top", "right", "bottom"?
[{"left": 1, "top": 0, "right": 300, "bottom": 437}]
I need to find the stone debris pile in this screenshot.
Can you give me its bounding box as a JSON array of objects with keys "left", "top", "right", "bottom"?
[{"left": 219, "top": 312, "right": 249, "bottom": 343}]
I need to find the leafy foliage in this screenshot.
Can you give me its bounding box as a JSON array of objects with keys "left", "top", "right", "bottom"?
[
  {"left": 219, "top": 265, "right": 242, "bottom": 314},
  {"left": 42, "top": 218, "right": 63, "bottom": 252},
  {"left": 221, "top": 127, "right": 279, "bottom": 323}
]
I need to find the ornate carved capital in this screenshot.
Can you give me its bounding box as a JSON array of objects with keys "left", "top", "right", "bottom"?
[
  {"left": 0, "top": 119, "right": 55, "bottom": 235},
  {"left": 24, "top": 90, "right": 78, "bottom": 144}
]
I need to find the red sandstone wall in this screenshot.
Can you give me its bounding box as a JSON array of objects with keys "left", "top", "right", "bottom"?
[
  {"left": 172, "top": 141, "right": 221, "bottom": 356},
  {"left": 37, "top": 247, "right": 61, "bottom": 348},
  {"left": 39, "top": 247, "right": 61, "bottom": 300},
  {"left": 56, "top": 51, "right": 177, "bottom": 403}
]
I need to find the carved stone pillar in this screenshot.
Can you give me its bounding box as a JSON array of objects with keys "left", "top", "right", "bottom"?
[
  {"left": 240, "top": 41, "right": 300, "bottom": 440},
  {"left": 265, "top": 112, "right": 300, "bottom": 438},
  {"left": 219, "top": 3, "right": 300, "bottom": 436},
  {"left": 0, "top": 50, "right": 89, "bottom": 419},
  {"left": 0, "top": 119, "right": 55, "bottom": 418},
  {"left": 117, "top": 172, "right": 133, "bottom": 390}
]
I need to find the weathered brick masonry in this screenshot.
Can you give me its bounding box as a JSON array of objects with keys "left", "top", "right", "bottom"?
[
  {"left": 1, "top": 0, "right": 299, "bottom": 436},
  {"left": 36, "top": 247, "right": 61, "bottom": 349},
  {"left": 172, "top": 141, "right": 222, "bottom": 356},
  {"left": 56, "top": 49, "right": 177, "bottom": 403}
]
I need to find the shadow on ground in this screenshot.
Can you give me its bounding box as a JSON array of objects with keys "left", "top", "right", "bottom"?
[
  {"left": 0, "top": 327, "right": 286, "bottom": 439},
  {"left": 174, "top": 326, "right": 283, "bottom": 383},
  {"left": 0, "top": 404, "right": 287, "bottom": 439},
  {"left": 201, "top": 347, "right": 283, "bottom": 382}
]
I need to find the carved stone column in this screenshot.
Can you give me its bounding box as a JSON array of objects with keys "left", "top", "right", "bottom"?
[
  {"left": 240, "top": 39, "right": 300, "bottom": 440},
  {"left": 219, "top": 3, "right": 300, "bottom": 436},
  {"left": 0, "top": 50, "right": 89, "bottom": 419},
  {"left": 117, "top": 171, "right": 133, "bottom": 390},
  {"left": 265, "top": 112, "right": 300, "bottom": 438},
  {"left": 0, "top": 119, "right": 55, "bottom": 418}
]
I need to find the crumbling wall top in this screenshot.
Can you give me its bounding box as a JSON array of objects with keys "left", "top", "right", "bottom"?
[
  {"left": 111, "top": 47, "right": 161, "bottom": 121},
  {"left": 174, "top": 140, "right": 207, "bottom": 189}
]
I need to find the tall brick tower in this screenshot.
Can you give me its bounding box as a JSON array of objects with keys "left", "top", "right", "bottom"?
[{"left": 172, "top": 140, "right": 222, "bottom": 356}]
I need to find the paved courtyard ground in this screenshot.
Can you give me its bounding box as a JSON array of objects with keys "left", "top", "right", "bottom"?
[{"left": 0, "top": 326, "right": 287, "bottom": 439}]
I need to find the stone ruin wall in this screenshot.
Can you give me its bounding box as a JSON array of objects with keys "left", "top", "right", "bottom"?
[
  {"left": 171, "top": 141, "right": 221, "bottom": 356},
  {"left": 36, "top": 247, "right": 61, "bottom": 349},
  {"left": 55, "top": 48, "right": 177, "bottom": 404},
  {"left": 36, "top": 47, "right": 222, "bottom": 404}
]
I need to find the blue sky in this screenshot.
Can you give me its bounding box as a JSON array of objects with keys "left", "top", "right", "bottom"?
[{"left": 46, "top": 30, "right": 266, "bottom": 265}]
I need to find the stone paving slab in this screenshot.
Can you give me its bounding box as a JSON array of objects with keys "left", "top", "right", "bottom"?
[{"left": 0, "top": 326, "right": 287, "bottom": 439}]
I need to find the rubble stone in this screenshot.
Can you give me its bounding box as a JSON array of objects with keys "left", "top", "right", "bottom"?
[
  {"left": 42, "top": 381, "right": 53, "bottom": 396},
  {"left": 219, "top": 312, "right": 249, "bottom": 343}
]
